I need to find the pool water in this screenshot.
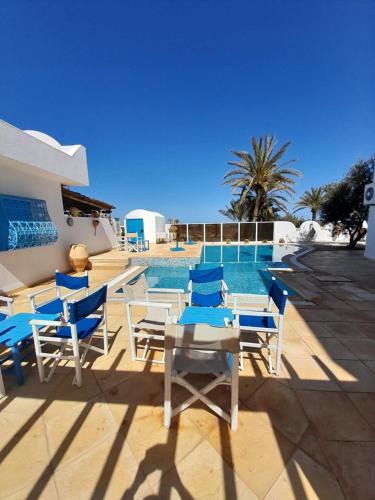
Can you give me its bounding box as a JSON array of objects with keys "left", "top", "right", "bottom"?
[{"left": 144, "top": 244, "right": 299, "bottom": 295}]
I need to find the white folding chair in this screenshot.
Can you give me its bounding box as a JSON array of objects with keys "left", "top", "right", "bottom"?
[
  {"left": 126, "top": 300, "right": 173, "bottom": 363},
  {"left": 164, "top": 319, "right": 240, "bottom": 431},
  {"left": 233, "top": 279, "right": 288, "bottom": 375},
  {"left": 30, "top": 285, "right": 108, "bottom": 387},
  {"left": 123, "top": 273, "right": 185, "bottom": 315}
]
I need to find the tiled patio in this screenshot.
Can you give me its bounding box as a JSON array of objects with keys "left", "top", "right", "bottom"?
[{"left": 1, "top": 246, "right": 375, "bottom": 499}]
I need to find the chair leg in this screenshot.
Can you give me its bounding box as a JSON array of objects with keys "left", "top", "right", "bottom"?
[
  {"left": 231, "top": 353, "right": 239, "bottom": 431},
  {"left": 239, "top": 349, "right": 244, "bottom": 371},
  {"left": 164, "top": 349, "right": 172, "bottom": 428},
  {"left": 275, "top": 333, "right": 283, "bottom": 376},
  {"left": 0, "top": 368, "right": 5, "bottom": 397},
  {"left": 102, "top": 319, "right": 109, "bottom": 356},
  {"left": 71, "top": 337, "right": 82, "bottom": 387},
  {"left": 11, "top": 346, "right": 24, "bottom": 385}
]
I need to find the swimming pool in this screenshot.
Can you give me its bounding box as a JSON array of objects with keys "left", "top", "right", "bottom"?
[{"left": 144, "top": 244, "right": 299, "bottom": 295}]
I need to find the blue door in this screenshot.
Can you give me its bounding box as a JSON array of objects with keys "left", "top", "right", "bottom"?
[{"left": 126, "top": 218, "right": 144, "bottom": 241}]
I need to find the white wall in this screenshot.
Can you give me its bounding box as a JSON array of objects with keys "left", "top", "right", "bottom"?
[
  {"left": 365, "top": 206, "right": 375, "bottom": 259},
  {"left": 273, "top": 221, "right": 297, "bottom": 243},
  {"left": 0, "top": 163, "right": 116, "bottom": 292}
]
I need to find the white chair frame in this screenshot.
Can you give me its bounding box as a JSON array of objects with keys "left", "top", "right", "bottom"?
[
  {"left": 164, "top": 319, "right": 240, "bottom": 431},
  {"left": 28, "top": 269, "right": 89, "bottom": 313},
  {"left": 30, "top": 292, "right": 108, "bottom": 387},
  {"left": 232, "top": 283, "right": 287, "bottom": 375},
  {"left": 126, "top": 300, "right": 173, "bottom": 364},
  {"left": 0, "top": 295, "right": 14, "bottom": 318},
  {"left": 0, "top": 296, "right": 14, "bottom": 397}
]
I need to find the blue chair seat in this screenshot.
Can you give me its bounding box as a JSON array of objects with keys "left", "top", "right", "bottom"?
[
  {"left": 191, "top": 291, "right": 223, "bottom": 307},
  {"left": 239, "top": 314, "right": 276, "bottom": 330},
  {"left": 57, "top": 317, "right": 102, "bottom": 340},
  {"left": 36, "top": 297, "right": 64, "bottom": 315}
]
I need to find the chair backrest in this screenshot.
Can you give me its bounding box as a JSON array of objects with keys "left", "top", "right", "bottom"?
[
  {"left": 189, "top": 266, "right": 225, "bottom": 307},
  {"left": 165, "top": 320, "right": 240, "bottom": 353},
  {"left": 189, "top": 266, "right": 224, "bottom": 284},
  {"left": 124, "top": 274, "right": 148, "bottom": 301},
  {"left": 68, "top": 285, "right": 107, "bottom": 323},
  {"left": 269, "top": 280, "right": 288, "bottom": 315},
  {"left": 56, "top": 272, "right": 89, "bottom": 290}
]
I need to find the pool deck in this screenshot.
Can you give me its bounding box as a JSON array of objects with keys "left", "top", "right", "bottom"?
[
  {"left": 1, "top": 246, "right": 375, "bottom": 498},
  {"left": 89, "top": 242, "right": 203, "bottom": 269}
]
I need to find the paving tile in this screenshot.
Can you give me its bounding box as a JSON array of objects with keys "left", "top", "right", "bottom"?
[
  {"left": 45, "top": 396, "right": 118, "bottom": 470},
  {"left": 157, "top": 439, "right": 256, "bottom": 499},
  {"left": 341, "top": 338, "right": 375, "bottom": 360},
  {"left": 0, "top": 420, "right": 52, "bottom": 497},
  {"left": 282, "top": 338, "right": 313, "bottom": 358},
  {"left": 53, "top": 431, "right": 154, "bottom": 499},
  {"left": 244, "top": 379, "right": 309, "bottom": 444},
  {"left": 281, "top": 356, "right": 340, "bottom": 391},
  {"left": 347, "top": 393, "right": 375, "bottom": 431},
  {"left": 302, "top": 336, "right": 357, "bottom": 360},
  {"left": 298, "top": 427, "right": 328, "bottom": 468},
  {"left": 322, "top": 322, "right": 368, "bottom": 339},
  {"left": 323, "top": 442, "right": 375, "bottom": 500},
  {"left": 297, "top": 390, "right": 375, "bottom": 441},
  {"left": 207, "top": 407, "right": 295, "bottom": 498},
  {"left": 265, "top": 449, "right": 344, "bottom": 500},
  {"left": 3, "top": 475, "right": 59, "bottom": 500},
  {"left": 294, "top": 321, "right": 334, "bottom": 338},
  {"left": 104, "top": 372, "right": 203, "bottom": 487},
  {"left": 321, "top": 359, "right": 375, "bottom": 392}
]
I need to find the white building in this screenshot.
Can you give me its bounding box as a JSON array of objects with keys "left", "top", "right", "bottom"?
[
  {"left": 125, "top": 209, "right": 165, "bottom": 244},
  {"left": 0, "top": 119, "right": 116, "bottom": 292}
]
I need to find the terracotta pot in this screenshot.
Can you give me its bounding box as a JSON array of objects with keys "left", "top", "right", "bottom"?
[{"left": 69, "top": 244, "right": 89, "bottom": 272}]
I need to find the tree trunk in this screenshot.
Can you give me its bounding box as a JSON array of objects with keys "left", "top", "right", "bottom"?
[
  {"left": 252, "top": 194, "right": 261, "bottom": 222},
  {"left": 347, "top": 225, "right": 365, "bottom": 249},
  {"left": 311, "top": 209, "right": 317, "bottom": 221}
]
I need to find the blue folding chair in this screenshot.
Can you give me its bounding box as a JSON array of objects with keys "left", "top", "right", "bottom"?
[
  {"left": 188, "top": 266, "right": 228, "bottom": 307},
  {"left": 233, "top": 280, "right": 288, "bottom": 375},
  {"left": 29, "top": 270, "right": 89, "bottom": 315},
  {"left": 30, "top": 285, "right": 108, "bottom": 387}
]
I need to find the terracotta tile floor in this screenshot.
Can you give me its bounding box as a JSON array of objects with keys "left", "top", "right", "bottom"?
[{"left": 1, "top": 246, "right": 375, "bottom": 499}]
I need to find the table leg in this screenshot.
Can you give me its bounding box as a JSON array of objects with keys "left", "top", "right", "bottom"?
[{"left": 11, "top": 346, "right": 24, "bottom": 385}]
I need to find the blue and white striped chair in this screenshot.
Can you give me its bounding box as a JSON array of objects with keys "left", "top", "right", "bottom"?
[
  {"left": 233, "top": 280, "right": 288, "bottom": 375},
  {"left": 30, "top": 285, "right": 108, "bottom": 387},
  {"left": 188, "top": 266, "right": 228, "bottom": 307},
  {"left": 29, "top": 270, "right": 89, "bottom": 315}
]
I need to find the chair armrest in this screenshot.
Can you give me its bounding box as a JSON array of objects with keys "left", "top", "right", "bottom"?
[
  {"left": 230, "top": 293, "right": 268, "bottom": 298},
  {"left": 28, "top": 284, "right": 56, "bottom": 299},
  {"left": 232, "top": 309, "right": 279, "bottom": 318},
  {"left": 0, "top": 296, "right": 14, "bottom": 304},
  {"left": 128, "top": 300, "right": 173, "bottom": 309},
  {"left": 146, "top": 288, "right": 185, "bottom": 294},
  {"left": 60, "top": 287, "right": 86, "bottom": 301},
  {"left": 29, "top": 319, "right": 64, "bottom": 327},
  {"left": 222, "top": 281, "right": 229, "bottom": 292}
]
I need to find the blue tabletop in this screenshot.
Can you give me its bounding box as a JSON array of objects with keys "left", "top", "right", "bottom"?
[
  {"left": 0, "top": 313, "right": 59, "bottom": 347},
  {"left": 179, "top": 306, "right": 234, "bottom": 327}
]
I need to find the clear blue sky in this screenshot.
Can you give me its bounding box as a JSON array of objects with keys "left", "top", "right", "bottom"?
[{"left": 1, "top": 1, "right": 374, "bottom": 221}]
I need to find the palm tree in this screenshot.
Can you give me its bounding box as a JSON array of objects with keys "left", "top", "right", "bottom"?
[
  {"left": 294, "top": 187, "right": 325, "bottom": 220},
  {"left": 224, "top": 135, "right": 300, "bottom": 222},
  {"left": 219, "top": 199, "right": 248, "bottom": 221}
]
